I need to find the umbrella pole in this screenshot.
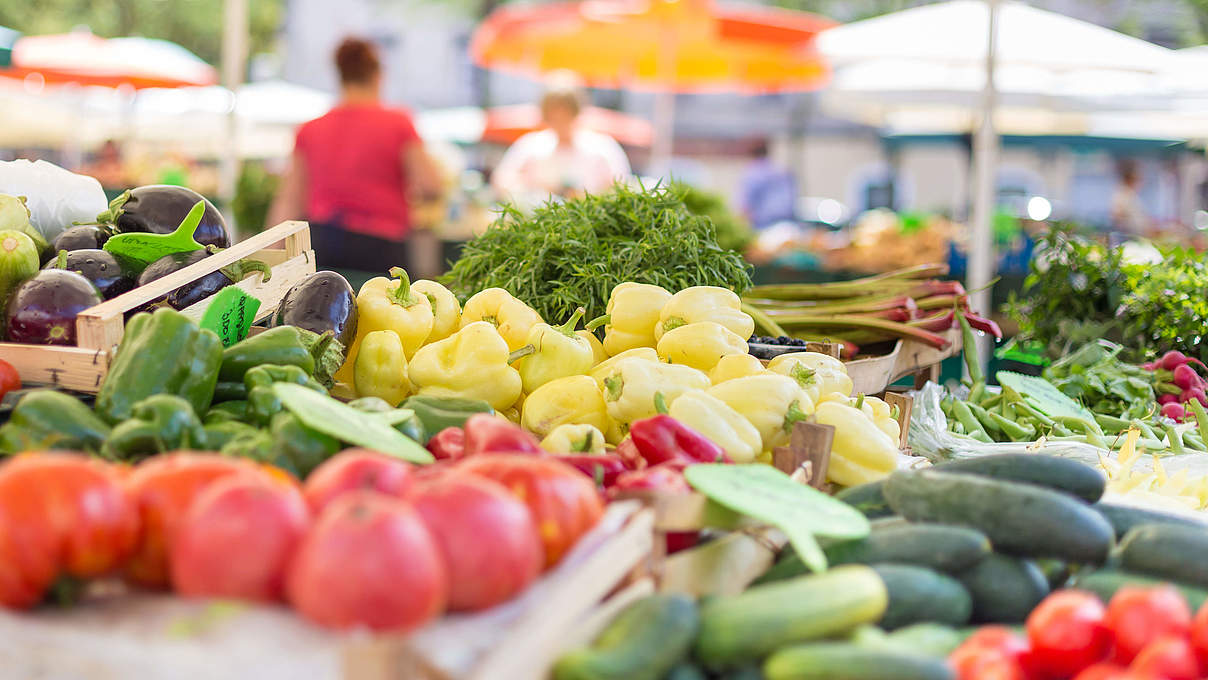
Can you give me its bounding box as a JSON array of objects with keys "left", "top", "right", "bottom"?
[
  {"left": 968, "top": 0, "right": 1000, "bottom": 371},
  {"left": 651, "top": 90, "right": 675, "bottom": 176},
  {"left": 219, "top": 0, "right": 248, "bottom": 223}
]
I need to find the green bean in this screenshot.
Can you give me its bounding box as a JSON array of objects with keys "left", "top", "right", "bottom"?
[
  {"left": 986, "top": 411, "right": 1036, "bottom": 441},
  {"left": 1050, "top": 422, "right": 1074, "bottom": 437},
  {"left": 1131, "top": 419, "right": 1159, "bottom": 441},
  {"left": 952, "top": 401, "right": 987, "bottom": 439},
  {"left": 1013, "top": 400, "right": 1057, "bottom": 428},
  {"left": 952, "top": 421, "right": 966, "bottom": 435},
  {"left": 1166, "top": 425, "right": 1185, "bottom": 455},
  {"left": 1190, "top": 399, "right": 1208, "bottom": 438},
  {"left": 970, "top": 430, "right": 994, "bottom": 444},
  {"left": 1095, "top": 414, "right": 1132, "bottom": 433},
  {"left": 968, "top": 403, "right": 1003, "bottom": 435},
  {"left": 1184, "top": 432, "right": 1207, "bottom": 452},
  {"left": 1083, "top": 429, "right": 1108, "bottom": 450},
  {"left": 980, "top": 393, "right": 1002, "bottom": 409},
  {"left": 1055, "top": 415, "right": 1104, "bottom": 437},
  {"left": 959, "top": 313, "right": 984, "bottom": 384},
  {"left": 968, "top": 382, "right": 985, "bottom": 404}
]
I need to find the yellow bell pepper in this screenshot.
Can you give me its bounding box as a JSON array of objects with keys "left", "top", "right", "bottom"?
[
  {"left": 604, "top": 418, "right": 627, "bottom": 445},
  {"left": 408, "top": 321, "right": 521, "bottom": 410},
  {"left": 520, "top": 374, "right": 609, "bottom": 439},
  {"left": 589, "top": 347, "right": 660, "bottom": 389},
  {"left": 669, "top": 390, "right": 762, "bottom": 463},
  {"left": 709, "top": 353, "right": 766, "bottom": 385},
  {"left": 336, "top": 268, "right": 434, "bottom": 383},
  {"left": 706, "top": 374, "right": 814, "bottom": 452},
  {"left": 590, "top": 282, "right": 673, "bottom": 356},
  {"left": 814, "top": 401, "right": 900, "bottom": 487},
  {"left": 460, "top": 287, "right": 543, "bottom": 352},
  {"left": 353, "top": 330, "right": 410, "bottom": 406},
  {"left": 411, "top": 279, "right": 461, "bottom": 343},
  {"left": 601, "top": 357, "right": 710, "bottom": 426},
  {"left": 817, "top": 391, "right": 852, "bottom": 404},
  {"left": 540, "top": 423, "right": 607, "bottom": 454},
  {"left": 654, "top": 286, "right": 755, "bottom": 342},
  {"left": 512, "top": 308, "right": 595, "bottom": 393},
  {"left": 767, "top": 352, "right": 854, "bottom": 399},
  {"left": 853, "top": 395, "right": 902, "bottom": 443},
  {"left": 579, "top": 330, "right": 607, "bottom": 365},
  {"left": 656, "top": 321, "right": 748, "bottom": 373}
]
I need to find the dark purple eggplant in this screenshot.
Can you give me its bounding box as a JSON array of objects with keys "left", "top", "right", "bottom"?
[
  {"left": 98, "top": 186, "right": 231, "bottom": 249},
  {"left": 5, "top": 269, "right": 102, "bottom": 345},
  {"left": 272, "top": 271, "right": 358, "bottom": 348},
  {"left": 44, "top": 249, "right": 136, "bottom": 300},
  {"left": 51, "top": 225, "right": 111, "bottom": 253},
  {"left": 136, "top": 249, "right": 270, "bottom": 312}
]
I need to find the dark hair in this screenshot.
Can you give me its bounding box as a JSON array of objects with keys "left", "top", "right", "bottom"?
[
  {"left": 750, "top": 139, "right": 770, "bottom": 158},
  {"left": 335, "top": 38, "right": 380, "bottom": 85}
]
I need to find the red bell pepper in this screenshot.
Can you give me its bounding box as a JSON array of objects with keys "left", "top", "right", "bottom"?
[
  {"left": 462, "top": 413, "right": 542, "bottom": 456},
  {"left": 628, "top": 415, "right": 728, "bottom": 467},
  {"left": 427, "top": 426, "right": 466, "bottom": 460},
  {"left": 613, "top": 437, "right": 646, "bottom": 470},
  {"left": 554, "top": 453, "right": 629, "bottom": 489},
  {"left": 608, "top": 461, "right": 692, "bottom": 496}
]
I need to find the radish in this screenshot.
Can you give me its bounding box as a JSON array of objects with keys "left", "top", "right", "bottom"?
[
  {"left": 1158, "top": 393, "right": 1179, "bottom": 405},
  {"left": 1173, "top": 364, "right": 1199, "bottom": 391},
  {"left": 1161, "top": 351, "right": 1189, "bottom": 371},
  {"left": 1142, "top": 361, "right": 1157, "bottom": 371},
  {"left": 1184, "top": 386, "right": 1208, "bottom": 406},
  {"left": 1162, "top": 402, "right": 1187, "bottom": 421}
]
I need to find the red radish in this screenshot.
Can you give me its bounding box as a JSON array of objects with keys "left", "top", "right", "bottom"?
[
  {"left": 1161, "top": 351, "right": 1190, "bottom": 371},
  {"left": 1182, "top": 387, "right": 1208, "bottom": 407},
  {"left": 1142, "top": 362, "right": 1157, "bottom": 371},
  {"left": 1173, "top": 364, "right": 1198, "bottom": 390},
  {"left": 1162, "top": 402, "right": 1186, "bottom": 421},
  {"left": 1159, "top": 393, "right": 1179, "bottom": 406}
]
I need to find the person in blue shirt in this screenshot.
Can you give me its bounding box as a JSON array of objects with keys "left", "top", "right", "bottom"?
[{"left": 738, "top": 140, "right": 798, "bottom": 229}]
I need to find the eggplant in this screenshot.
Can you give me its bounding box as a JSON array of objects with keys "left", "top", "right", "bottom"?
[
  {"left": 6, "top": 269, "right": 102, "bottom": 345},
  {"left": 99, "top": 185, "right": 231, "bottom": 249},
  {"left": 273, "top": 271, "right": 358, "bottom": 348},
  {"left": 51, "top": 225, "right": 111, "bottom": 253},
  {"left": 136, "top": 249, "right": 270, "bottom": 312},
  {"left": 44, "top": 249, "right": 135, "bottom": 300}
]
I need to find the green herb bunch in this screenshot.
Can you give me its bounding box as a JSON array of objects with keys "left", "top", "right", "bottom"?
[
  {"left": 1117, "top": 246, "right": 1208, "bottom": 358},
  {"left": 443, "top": 183, "right": 753, "bottom": 324}
]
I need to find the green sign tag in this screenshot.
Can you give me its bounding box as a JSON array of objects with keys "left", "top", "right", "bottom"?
[
  {"left": 103, "top": 200, "right": 207, "bottom": 268},
  {"left": 200, "top": 287, "right": 261, "bottom": 347},
  {"left": 997, "top": 370, "right": 1095, "bottom": 421},
  {"left": 684, "top": 463, "right": 870, "bottom": 573}
]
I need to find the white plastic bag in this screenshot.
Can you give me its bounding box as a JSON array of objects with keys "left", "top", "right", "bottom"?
[{"left": 0, "top": 159, "right": 108, "bottom": 243}]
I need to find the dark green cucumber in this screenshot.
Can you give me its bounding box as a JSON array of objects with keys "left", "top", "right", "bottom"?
[
  {"left": 1095, "top": 503, "right": 1208, "bottom": 539},
  {"left": 1070, "top": 568, "right": 1208, "bottom": 610},
  {"left": 936, "top": 453, "right": 1106, "bottom": 503},
  {"left": 1116, "top": 524, "right": 1208, "bottom": 589},
  {"left": 884, "top": 470, "right": 1114, "bottom": 564},
  {"left": 957, "top": 554, "right": 1049, "bottom": 623},
  {"left": 1033, "top": 558, "right": 1072, "bottom": 590},
  {"left": 764, "top": 642, "right": 955, "bottom": 680},
  {"left": 553, "top": 594, "right": 699, "bottom": 680},
  {"left": 836, "top": 480, "right": 895, "bottom": 518},
  {"left": 665, "top": 663, "right": 709, "bottom": 680},
  {"left": 718, "top": 667, "right": 765, "bottom": 680},
  {"left": 826, "top": 524, "right": 991, "bottom": 573},
  {"left": 872, "top": 564, "right": 972, "bottom": 630}
]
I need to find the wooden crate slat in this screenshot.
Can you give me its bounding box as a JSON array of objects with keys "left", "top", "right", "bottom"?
[
  {"left": 0, "top": 343, "right": 110, "bottom": 391},
  {"left": 179, "top": 250, "right": 315, "bottom": 324}
]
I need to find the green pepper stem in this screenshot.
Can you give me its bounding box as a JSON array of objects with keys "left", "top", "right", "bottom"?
[
  {"left": 662, "top": 317, "right": 686, "bottom": 333},
  {"left": 653, "top": 392, "right": 669, "bottom": 415},
  {"left": 54, "top": 249, "right": 68, "bottom": 269},
  {"left": 790, "top": 364, "right": 816, "bottom": 388},
  {"left": 308, "top": 331, "right": 336, "bottom": 363},
  {"left": 855, "top": 394, "right": 865, "bottom": 410},
  {"left": 603, "top": 375, "right": 624, "bottom": 402},
  {"left": 220, "top": 258, "right": 272, "bottom": 283},
  {"left": 508, "top": 345, "right": 536, "bottom": 363},
  {"left": 576, "top": 430, "right": 595, "bottom": 453},
  {"left": 556, "top": 307, "right": 586, "bottom": 336},
  {"left": 387, "top": 267, "right": 422, "bottom": 308},
  {"left": 782, "top": 399, "right": 809, "bottom": 433},
  {"left": 585, "top": 314, "right": 611, "bottom": 331},
  {"left": 95, "top": 189, "right": 131, "bottom": 225}
]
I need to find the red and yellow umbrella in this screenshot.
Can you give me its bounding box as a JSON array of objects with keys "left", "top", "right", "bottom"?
[
  {"left": 1, "top": 31, "right": 216, "bottom": 89},
  {"left": 484, "top": 104, "right": 655, "bottom": 146}
]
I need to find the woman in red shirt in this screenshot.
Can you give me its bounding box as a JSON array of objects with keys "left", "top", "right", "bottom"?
[{"left": 267, "top": 38, "right": 441, "bottom": 272}]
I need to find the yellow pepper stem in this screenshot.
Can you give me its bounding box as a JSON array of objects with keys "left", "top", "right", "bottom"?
[
  {"left": 508, "top": 345, "right": 536, "bottom": 363},
  {"left": 386, "top": 267, "right": 423, "bottom": 308},
  {"left": 662, "top": 316, "right": 687, "bottom": 333},
  {"left": 575, "top": 431, "right": 596, "bottom": 452},
  {"left": 603, "top": 375, "right": 624, "bottom": 402},
  {"left": 790, "top": 364, "right": 817, "bottom": 388},
  {"left": 653, "top": 391, "right": 669, "bottom": 415},
  {"left": 782, "top": 399, "right": 810, "bottom": 433},
  {"left": 855, "top": 394, "right": 865, "bottom": 410},
  {"left": 555, "top": 307, "right": 587, "bottom": 336},
  {"left": 585, "top": 314, "right": 610, "bottom": 332}
]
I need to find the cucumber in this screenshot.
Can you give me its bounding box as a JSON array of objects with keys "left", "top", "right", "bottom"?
[
  {"left": 935, "top": 453, "right": 1106, "bottom": 502},
  {"left": 836, "top": 480, "right": 895, "bottom": 518},
  {"left": 1070, "top": 568, "right": 1208, "bottom": 610},
  {"left": 1033, "top": 558, "right": 1072, "bottom": 590},
  {"left": 718, "top": 667, "right": 765, "bottom": 680},
  {"left": 884, "top": 470, "right": 1114, "bottom": 564},
  {"left": 1095, "top": 502, "right": 1208, "bottom": 539},
  {"left": 764, "top": 642, "right": 955, "bottom": 680},
  {"left": 665, "top": 663, "right": 709, "bottom": 680},
  {"left": 826, "top": 524, "right": 991, "bottom": 573},
  {"left": 695, "top": 565, "right": 888, "bottom": 669},
  {"left": 1116, "top": 524, "right": 1208, "bottom": 589},
  {"left": 872, "top": 564, "right": 972, "bottom": 630},
  {"left": 887, "top": 623, "right": 964, "bottom": 657},
  {"left": 957, "top": 554, "right": 1049, "bottom": 623},
  {"left": 553, "top": 594, "right": 699, "bottom": 680}
]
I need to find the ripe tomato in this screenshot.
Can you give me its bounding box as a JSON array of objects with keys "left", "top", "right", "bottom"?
[
  {"left": 0, "top": 474, "right": 59, "bottom": 608},
  {"left": 950, "top": 627, "right": 1033, "bottom": 680},
  {"left": 0, "top": 359, "right": 19, "bottom": 399},
  {"left": 1130, "top": 635, "right": 1199, "bottom": 680},
  {"left": 170, "top": 475, "right": 310, "bottom": 602},
  {"left": 1072, "top": 663, "right": 1130, "bottom": 680},
  {"left": 1191, "top": 599, "right": 1208, "bottom": 670},
  {"left": 287, "top": 491, "right": 447, "bottom": 631},
  {"left": 1106, "top": 585, "right": 1192, "bottom": 664},
  {"left": 457, "top": 454, "right": 604, "bottom": 567},
  {"left": 302, "top": 449, "right": 414, "bottom": 513},
  {"left": 124, "top": 453, "right": 256, "bottom": 588},
  {"left": 1027, "top": 590, "right": 1112, "bottom": 679},
  {"left": 412, "top": 473, "right": 542, "bottom": 611}
]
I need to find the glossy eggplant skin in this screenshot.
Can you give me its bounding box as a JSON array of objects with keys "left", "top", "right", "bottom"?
[
  {"left": 110, "top": 185, "right": 231, "bottom": 249},
  {"left": 5, "top": 270, "right": 102, "bottom": 345},
  {"left": 44, "top": 249, "right": 135, "bottom": 300},
  {"left": 273, "top": 271, "right": 358, "bottom": 348},
  {"left": 136, "top": 250, "right": 230, "bottom": 311},
  {"left": 51, "top": 225, "right": 111, "bottom": 253}
]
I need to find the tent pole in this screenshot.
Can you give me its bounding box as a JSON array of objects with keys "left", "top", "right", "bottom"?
[
  {"left": 652, "top": 90, "right": 675, "bottom": 176},
  {"left": 219, "top": 0, "right": 248, "bottom": 224},
  {"left": 968, "top": 0, "right": 1000, "bottom": 371}
]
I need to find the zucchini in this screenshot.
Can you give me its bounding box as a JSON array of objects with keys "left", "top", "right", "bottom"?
[
  {"left": 1095, "top": 502, "right": 1208, "bottom": 539},
  {"left": 826, "top": 524, "right": 991, "bottom": 573},
  {"left": 884, "top": 470, "right": 1114, "bottom": 564},
  {"left": 872, "top": 564, "right": 972, "bottom": 630},
  {"left": 1116, "top": 524, "right": 1208, "bottom": 589},
  {"left": 836, "top": 480, "right": 895, "bottom": 518},
  {"left": 1070, "top": 568, "right": 1208, "bottom": 610},
  {"left": 764, "top": 642, "right": 955, "bottom": 680},
  {"left": 553, "top": 594, "right": 699, "bottom": 680},
  {"left": 887, "top": 623, "right": 964, "bottom": 658},
  {"left": 935, "top": 453, "right": 1106, "bottom": 502},
  {"left": 695, "top": 565, "right": 888, "bottom": 669},
  {"left": 957, "top": 554, "right": 1049, "bottom": 623}
]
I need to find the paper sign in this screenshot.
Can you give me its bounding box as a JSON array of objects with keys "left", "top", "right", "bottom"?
[
  {"left": 684, "top": 463, "right": 870, "bottom": 573},
  {"left": 103, "top": 200, "right": 206, "bottom": 268},
  {"left": 200, "top": 287, "right": 261, "bottom": 347}
]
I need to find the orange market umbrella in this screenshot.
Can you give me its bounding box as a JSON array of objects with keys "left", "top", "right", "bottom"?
[
  {"left": 484, "top": 104, "right": 655, "bottom": 146},
  {"left": 1, "top": 31, "right": 217, "bottom": 89}
]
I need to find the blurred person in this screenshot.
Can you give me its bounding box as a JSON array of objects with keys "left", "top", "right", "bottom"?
[
  {"left": 267, "top": 37, "right": 442, "bottom": 272},
  {"left": 738, "top": 139, "right": 797, "bottom": 230},
  {"left": 81, "top": 140, "right": 129, "bottom": 192},
  {"left": 1110, "top": 159, "right": 1149, "bottom": 236},
  {"left": 492, "top": 73, "right": 630, "bottom": 206}
]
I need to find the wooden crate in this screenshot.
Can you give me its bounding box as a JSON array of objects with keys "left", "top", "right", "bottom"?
[
  {"left": 845, "top": 328, "right": 963, "bottom": 395},
  {"left": 0, "top": 221, "right": 315, "bottom": 392}
]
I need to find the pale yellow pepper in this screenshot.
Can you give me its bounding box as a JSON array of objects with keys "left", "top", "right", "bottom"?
[
  {"left": 460, "top": 287, "right": 543, "bottom": 352},
  {"left": 601, "top": 357, "right": 710, "bottom": 426},
  {"left": 656, "top": 321, "right": 748, "bottom": 373},
  {"left": 592, "top": 282, "right": 673, "bottom": 356},
  {"left": 521, "top": 374, "right": 609, "bottom": 439},
  {"left": 353, "top": 330, "right": 410, "bottom": 406},
  {"left": 709, "top": 353, "right": 766, "bottom": 385},
  {"left": 814, "top": 401, "right": 900, "bottom": 487},
  {"left": 512, "top": 308, "right": 595, "bottom": 393},
  {"left": 669, "top": 390, "right": 762, "bottom": 464},
  {"left": 589, "top": 347, "right": 660, "bottom": 389},
  {"left": 853, "top": 395, "right": 902, "bottom": 443},
  {"left": 336, "top": 268, "right": 434, "bottom": 384},
  {"left": 579, "top": 330, "right": 607, "bottom": 365},
  {"left": 408, "top": 321, "right": 522, "bottom": 410},
  {"left": 654, "top": 286, "right": 755, "bottom": 342},
  {"left": 539, "top": 423, "right": 607, "bottom": 455},
  {"left": 707, "top": 374, "right": 814, "bottom": 452},
  {"left": 411, "top": 279, "right": 461, "bottom": 343},
  {"left": 767, "top": 352, "right": 854, "bottom": 399}
]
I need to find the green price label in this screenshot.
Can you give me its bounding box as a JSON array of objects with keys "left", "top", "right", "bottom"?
[
  {"left": 103, "top": 200, "right": 206, "bottom": 268},
  {"left": 200, "top": 287, "right": 261, "bottom": 347}
]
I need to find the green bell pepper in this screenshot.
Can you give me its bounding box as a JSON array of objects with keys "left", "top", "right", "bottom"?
[
  {"left": 220, "top": 429, "right": 275, "bottom": 462},
  {"left": 271, "top": 411, "right": 339, "bottom": 478},
  {"left": 348, "top": 397, "right": 426, "bottom": 443},
  {"left": 218, "top": 326, "right": 343, "bottom": 386},
  {"left": 202, "top": 420, "right": 262, "bottom": 450},
  {"left": 212, "top": 381, "right": 248, "bottom": 402},
  {"left": 0, "top": 390, "right": 111, "bottom": 455},
  {"left": 101, "top": 394, "right": 207, "bottom": 460},
  {"left": 402, "top": 394, "right": 494, "bottom": 443},
  {"left": 205, "top": 401, "right": 250, "bottom": 424},
  {"left": 245, "top": 364, "right": 327, "bottom": 426}
]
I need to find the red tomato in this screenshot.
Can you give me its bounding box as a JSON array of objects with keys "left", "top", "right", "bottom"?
[
  {"left": 1130, "top": 635, "right": 1200, "bottom": 680},
  {"left": 0, "top": 359, "right": 19, "bottom": 399},
  {"left": 950, "top": 627, "right": 1033, "bottom": 680},
  {"left": 1027, "top": 590, "right": 1112, "bottom": 679},
  {"left": 302, "top": 449, "right": 414, "bottom": 513},
  {"left": 1106, "top": 585, "right": 1192, "bottom": 664},
  {"left": 457, "top": 454, "right": 604, "bottom": 568},
  {"left": 170, "top": 475, "right": 310, "bottom": 602},
  {"left": 123, "top": 453, "right": 256, "bottom": 588},
  {"left": 1191, "top": 599, "right": 1208, "bottom": 670},
  {"left": 411, "top": 473, "right": 542, "bottom": 611},
  {"left": 1072, "top": 663, "right": 1130, "bottom": 680},
  {"left": 0, "top": 474, "right": 59, "bottom": 608},
  {"left": 287, "top": 491, "right": 447, "bottom": 631}
]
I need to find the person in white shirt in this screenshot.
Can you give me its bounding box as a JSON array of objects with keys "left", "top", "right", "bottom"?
[{"left": 492, "top": 75, "right": 631, "bottom": 206}]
